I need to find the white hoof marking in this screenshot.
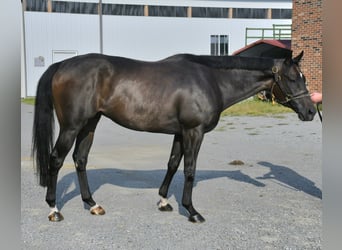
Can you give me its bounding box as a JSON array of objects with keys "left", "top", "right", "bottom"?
[{"left": 158, "top": 197, "right": 169, "bottom": 208}]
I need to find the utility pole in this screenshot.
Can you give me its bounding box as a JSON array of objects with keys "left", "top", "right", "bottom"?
[
  {"left": 21, "top": 0, "right": 27, "bottom": 97},
  {"left": 99, "top": 0, "right": 103, "bottom": 54}
]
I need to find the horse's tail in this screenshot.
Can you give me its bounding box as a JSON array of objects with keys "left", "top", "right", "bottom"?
[{"left": 32, "top": 62, "right": 61, "bottom": 187}]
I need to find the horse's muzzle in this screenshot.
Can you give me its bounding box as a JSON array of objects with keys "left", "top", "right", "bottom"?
[{"left": 298, "top": 106, "right": 316, "bottom": 121}]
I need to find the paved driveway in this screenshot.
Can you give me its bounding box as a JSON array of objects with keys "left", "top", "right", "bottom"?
[{"left": 21, "top": 103, "right": 322, "bottom": 249}]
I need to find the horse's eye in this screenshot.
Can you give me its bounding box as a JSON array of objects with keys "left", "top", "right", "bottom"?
[
  {"left": 298, "top": 72, "right": 307, "bottom": 84},
  {"left": 288, "top": 75, "right": 297, "bottom": 82}
]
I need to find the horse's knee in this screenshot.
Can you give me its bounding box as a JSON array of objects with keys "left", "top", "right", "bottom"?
[
  {"left": 49, "top": 151, "right": 64, "bottom": 174},
  {"left": 74, "top": 157, "right": 88, "bottom": 171},
  {"left": 168, "top": 154, "right": 181, "bottom": 171}
]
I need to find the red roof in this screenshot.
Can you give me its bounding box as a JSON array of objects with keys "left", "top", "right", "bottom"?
[{"left": 233, "top": 39, "right": 292, "bottom": 58}]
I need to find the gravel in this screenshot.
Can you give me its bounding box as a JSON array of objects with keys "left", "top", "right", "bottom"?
[{"left": 21, "top": 103, "right": 322, "bottom": 249}]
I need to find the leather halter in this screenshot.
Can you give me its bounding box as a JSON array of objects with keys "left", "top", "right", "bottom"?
[{"left": 271, "top": 66, "right": 310, "bottom": 105}]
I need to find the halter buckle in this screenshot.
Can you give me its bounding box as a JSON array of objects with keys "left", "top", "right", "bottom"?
[
  {"left": 272, "top": 66, "right": 279, "bottom": 74},
  {"left": 272, "top": 66, "right": 281, "bottom": 82}
]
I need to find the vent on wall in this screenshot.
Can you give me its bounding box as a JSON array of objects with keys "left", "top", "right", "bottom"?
[{"left": 52, "top": 50, "right": 78, "bottom": 63}]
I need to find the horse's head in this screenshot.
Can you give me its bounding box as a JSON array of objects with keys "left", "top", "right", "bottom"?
[{"left": 271, "top": 51, "right": 316, "bottom": 121}]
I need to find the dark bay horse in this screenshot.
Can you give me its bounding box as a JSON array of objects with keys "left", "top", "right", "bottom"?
[{"left": 32, "top": 52, "right": 316, "bottom": 222}]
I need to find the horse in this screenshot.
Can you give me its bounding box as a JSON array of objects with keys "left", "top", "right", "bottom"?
[{"left": 32, "top": 51, "right": 316, "bottom": 223}]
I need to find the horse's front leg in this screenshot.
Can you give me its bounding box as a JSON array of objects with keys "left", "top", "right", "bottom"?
[{"left": 181, "top": 127, "right": 205, "bottom": 223}]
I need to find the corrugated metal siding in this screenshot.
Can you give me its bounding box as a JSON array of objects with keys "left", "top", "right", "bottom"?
[
  {"left": 102, "top": 15, "right": 290, "bottom": 61},
  {"left": 23, "top": 11, "right": 291, "bottom": 96},
  {"left": 24, "top": 12, "right": 100, "bottom": 96}
]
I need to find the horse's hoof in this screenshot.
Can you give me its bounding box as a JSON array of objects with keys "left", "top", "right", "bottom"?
[
  {"left": 158, "top": 203, "right": 173, "bottom": 212},
  {"left": 188, "top": 213, "right": 205, "bottom": 223},
  {"left": 48, "top": 211, "right": 64, "bottom": 222},
  {"left": 90, "top": 205, "right": 105, "bottom": 215}
]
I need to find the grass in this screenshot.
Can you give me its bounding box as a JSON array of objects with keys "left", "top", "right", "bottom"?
[
  {"left": 221, "top": 98, "right": 293, "bottom": 117},
  {"left": 21, "top": 97, "right": 313, "bottom": 117},
  {"left": 21, "top": 97, "right": 35, "bottom": 105}
]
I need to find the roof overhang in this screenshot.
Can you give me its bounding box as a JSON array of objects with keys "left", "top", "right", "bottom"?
[{"left": 232, "top": 39, "right": 292, "bottom": 58}]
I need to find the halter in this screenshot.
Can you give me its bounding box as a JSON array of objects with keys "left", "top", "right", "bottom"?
[{"left": 271, "top": 66, "right": 311, "bottom": 105}]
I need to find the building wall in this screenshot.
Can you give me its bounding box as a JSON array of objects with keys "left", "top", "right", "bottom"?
[
  {"left": 24, "top": 12, "right": 100, "bottom": 96},
  {"left": 102, "top": 15, "right": 289, "bottom": 61},
  {"left": 22, "top": 0, "right": 292, "bottom": 97},
  {"left": 291, "top": 0, "right": 322, "bottom": 93}
]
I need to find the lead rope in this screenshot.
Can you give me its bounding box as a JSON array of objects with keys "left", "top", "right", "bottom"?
[{"left": 316, "top": 103, "right": 322, "bottom": 122}]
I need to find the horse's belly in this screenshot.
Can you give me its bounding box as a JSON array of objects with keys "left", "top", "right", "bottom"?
[{"left": 102, "top": 103, "right": 181, "bottom": 134}]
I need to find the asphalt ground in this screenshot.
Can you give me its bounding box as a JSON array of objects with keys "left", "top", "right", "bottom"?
[{"left": 21, "top": 103, "right": 322, "bottom": 249}]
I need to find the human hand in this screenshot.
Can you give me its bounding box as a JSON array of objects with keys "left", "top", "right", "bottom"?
[{"left": 310, "top": 92, "right": 322, "bottom": 104}]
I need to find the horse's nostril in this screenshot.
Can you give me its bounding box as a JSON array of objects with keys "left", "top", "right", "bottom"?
[{"left": 309, "top": 107, "right": 316, "bottom": 115}]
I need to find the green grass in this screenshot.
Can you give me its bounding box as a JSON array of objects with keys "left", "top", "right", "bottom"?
[
  {"left": 221, "top": 99, "right": 293, "bottom": 117},
  {"left": 21, "top": 97, "right": 35, "bottom": 105}
]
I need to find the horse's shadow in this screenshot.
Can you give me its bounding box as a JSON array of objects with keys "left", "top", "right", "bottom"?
[
  {"left": 56, "top": 161, "right": 321, "bottom": 217},
  {"left": 56, "top": 167, "right": 265, "bottom": 216}
]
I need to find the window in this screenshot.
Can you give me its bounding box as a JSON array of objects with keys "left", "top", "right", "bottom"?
[
  {"left": 102, "top": 4, "right": 144, "bottom": 16},
  {"left": 149, "top": 6, "right": 187, "bottom": 17},
  {"left": 52, "top": 1, "right": 98, "bottom": 14},
  {"left": 192, "top": 7, "right": 228, "bottom": 18},
  {"left": 25, "top": 0, "right": 47, "bottom": 12},
  {"left": 272, "top": 9, "right": 292, "bottom": 19},
  {"left": 233, "top": 8, "right": 267, "bottom": 19},
  {"left": 23, "top": 1, "right": 292, "bottom": 20},
  {"left": 211, "top": 35, "right": 229, "bottom": 56}
]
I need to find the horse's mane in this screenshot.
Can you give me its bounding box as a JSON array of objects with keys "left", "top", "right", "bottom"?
[{"left": 169, "top": 54, "right": 275, "bottom": 71}]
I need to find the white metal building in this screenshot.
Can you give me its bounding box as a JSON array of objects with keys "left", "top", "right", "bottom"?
[{"left": 21, "top": 0, "right": 292, "bottom": 97}]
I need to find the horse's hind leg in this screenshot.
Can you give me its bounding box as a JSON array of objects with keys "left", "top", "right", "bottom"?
[
  {"left": 72, "top": 114, "right": 105, "bottom": 216},
  {"left": 158, "top": 134, "right": 183, "bottom": 211},
  {"left": 46, "top": 129, "right": 78, "bottom": 222}
]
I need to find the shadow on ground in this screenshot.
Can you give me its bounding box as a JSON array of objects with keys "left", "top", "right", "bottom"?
[
  {"left": 256, "top": 161, "right": 322, "bottom": 199},
  {"left": 56, "top": 167, "right": 264, "bottom": 216},
  {"left": 55, "top": 161, "right": 321, "bottom": 217}
]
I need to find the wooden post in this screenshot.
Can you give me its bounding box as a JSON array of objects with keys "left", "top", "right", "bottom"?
[
  {"left": 47, "top": 0, "right": 52, "bottom": 12},
  {"left": 144, "top": 5, "right": 148, "bottom": 16},
  {"left": 228, "top": 8, "right": 233, "bottom": 18},
  {"left": 187, "top": 6, "right": 192, "bottom": 18}
]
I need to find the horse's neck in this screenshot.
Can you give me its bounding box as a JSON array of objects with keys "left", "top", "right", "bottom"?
[
  {"left": 217, "top": 69, "right": 274, "bottom": 110},
  {"left": 184, "top": 55, "right": 276, "bottom": 110}
]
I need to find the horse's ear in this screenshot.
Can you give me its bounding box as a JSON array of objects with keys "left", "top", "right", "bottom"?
[
  {"left": 293, "top": 50, "right": 304, "bottom": 64},
  {"left": 284, "top": 53, "right": 292, "bottom": 65}
]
